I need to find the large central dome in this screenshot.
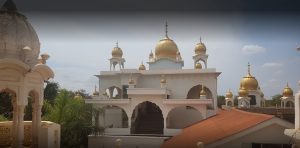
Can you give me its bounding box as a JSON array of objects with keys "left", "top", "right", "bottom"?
[
  {"left": 0, "top": 0, "right": 40, "bottom": 66},
  {"left": 154, "top": 22, "right": 179, "bottom": 60},
  {"left": 240, "top": 63, "right": 259, "bottom": 90},
  {"left": 155, "top": 37, "right": 179, "bottom": 60}
]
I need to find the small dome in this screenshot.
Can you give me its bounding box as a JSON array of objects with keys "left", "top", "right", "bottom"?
[
  {"left": 238, "top": 87, "right": 249, "bottom": 97},
  {"left": 155, "top": 38, "right": 179, "bottom": 60},
  {"left": 240, "top": 63, "right": 259, "bottom": 90},
  {"left": 149, "top": 51, "right": 154, "bottom": 57},
  {"left": 282, "top": 83, "right": 293, "bottom": 97},
  {"left": 128, "top": 78, "right": 134, "bottom": 84},
  {"left": 93, "top": 91, "right": 99, "bottom": 96},
  {"left": 194, "top": 42, "right": 206, "bottom": 55},
  {"left": 195, "top": 62, "right": 202, "bottom": 69},
  {"left": 226, "top": 89, "right": 233, "bottom": 98},
  {"left": 200, "top": 86, "right": 207, "bottom": 96},
  {"left": 111, "top": 46, "right": 123, "bottom": 58},
  {"left": 138, "top": 62, "right": 146, "bottom": 70},
  {"left": 93, "top": 86, "right": 99, "bottom": 96},
  {"left": 160, "top": 75, "right": 166, "bottom": 84},
  {"left": 0, "top": 0, "right": 40, "bottom": 66}
]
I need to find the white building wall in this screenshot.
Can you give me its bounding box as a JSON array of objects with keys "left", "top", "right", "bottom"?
[
  {"left": 211, "top": 124, "right": 291, "bottom": 148},
  {"left": 148, "top": 59, "right": 183, "bottom": 70},
  {"left": 105, "top": 108, "right": 123, "bottom": 128},
  {"left": 167, "top": 107, "right": 203, "bottom": 128}
]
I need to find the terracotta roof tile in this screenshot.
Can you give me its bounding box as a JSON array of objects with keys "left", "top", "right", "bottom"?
[{"left": 161, "top": 108, "right": 274, "bottom": 148}]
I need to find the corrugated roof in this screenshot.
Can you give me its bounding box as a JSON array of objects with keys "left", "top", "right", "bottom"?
[{"left": 161, "top": 108, "right": 274, "bottom": 148}]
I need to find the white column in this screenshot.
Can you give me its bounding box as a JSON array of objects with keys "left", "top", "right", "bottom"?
[
  {"left": 12, "top": 98, "right": 18, "bottom": 148},
  {"left": 295, "top": 88, "right": 300, "bottom": 129},
  {"left": 31, "top": 103, "right": 37, "bottom": 148},
  {"left": 17, "top": 105, "right": 25, "bottom": 148},
  {"left": 35, "top": 105, "right": 42, "bottom": 148}
]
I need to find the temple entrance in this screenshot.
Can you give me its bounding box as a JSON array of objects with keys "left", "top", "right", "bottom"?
[{"left": 131, "top": 101, "right": 163, "bottom": 135}]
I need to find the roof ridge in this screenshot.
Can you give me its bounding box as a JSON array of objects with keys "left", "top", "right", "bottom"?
[{"left": 232, "top": 108, "right": 274, "bottom": 118}]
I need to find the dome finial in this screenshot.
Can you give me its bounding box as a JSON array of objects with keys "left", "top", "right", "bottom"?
[
  {"left": 287, "top": 82, "right": 289, "bottom": 87},
  {"left": 1, "top": 0, "right": 17, "bottom": 11},
  {"left": 200, "top": 36, "right": 202, "bottom": 43},
  {"left": 165, "top": 21, "right": 169, "bottom": 38},
  {"left": 116, "top": 41, "right": 119, "bottom": 48},
  {"left": 248, "top": 62, "right": 250, "bottom": 74}
]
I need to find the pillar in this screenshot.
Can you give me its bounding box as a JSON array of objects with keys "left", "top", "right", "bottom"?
[
  {"left": 12, "top": 97, "right": 18, "bottom": 148},
  {"left": 34, "top": 105, "right": 42, "bottom": 148},
  {"left": 17, "top": 105, "right": 25, "bottom": 148}
]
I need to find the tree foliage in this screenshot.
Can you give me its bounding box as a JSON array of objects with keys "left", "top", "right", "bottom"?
[
  {"left": 0, "top": 92, "right": 13, "bottom": 120},
  {"left": 44, "top": 81, "right": 59, "bottom": 104},
  {"left": 43, "top": 89, "right": 94, "bottom": 148},
  {"left": 217, "top": 96, "right": 225, "bottom": 108},
  {"left": 265, "top": 94, "right": 282, "bottom": 107}
]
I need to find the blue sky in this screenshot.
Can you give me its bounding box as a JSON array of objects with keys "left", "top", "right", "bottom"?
[{"left": 26, "top": 12, "right": 300, "bottom": 99}]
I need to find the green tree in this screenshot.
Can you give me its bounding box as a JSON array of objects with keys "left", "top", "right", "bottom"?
[
  {"left": 0, "top": 92, "right": 13, "bottom": 120},
  {"left": 44, "top": 81, "right": 59, "bottom": 104},
  {"left": 43, "top": 89, "right": 94, "bottom": 148},
  {"left": 270, "top": 94, "right": 282, "bottom": 107},
  {"left": 217, "top": 96, "right": 225, "bottom": 108}
]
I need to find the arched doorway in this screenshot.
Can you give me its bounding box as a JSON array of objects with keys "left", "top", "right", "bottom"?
[
  {"left": 0, "top": 90, "right": 14, "bottom": 120},
  {"left": 186, "top": 85, "right": 213, "bottom": 99},
  {"left": 102, "top": 105, "right": 128, "bottom": 128},
  {"left": 249, "top": 95, "right": 256, "bottom": 105},
  {"left": 286, "top": 101, "right": 294, "bottom": 108},
  {"left": 131, "top": 101, "right": 163, "bottom": 134},
  {"left": 166, "top": 106, "right": 202, "bottom": 129},
  {"left": 227, "top": 101, "right": 233, "bottom": 107}
]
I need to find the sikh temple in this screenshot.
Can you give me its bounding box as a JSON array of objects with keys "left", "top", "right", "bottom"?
[
  {"left": 0, "top": 0, "right": 60, "bottom": 147},
  {"left": 86, "top": 22, "right": 221, "bottom": 136},
  {"left": 86, "top": 21, "right": 297, "bottom": 148}
]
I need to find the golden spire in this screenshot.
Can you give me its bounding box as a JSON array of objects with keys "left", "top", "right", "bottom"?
[
  {"left": 165, "top": 21, "right": 169, "bottom": 38},
  {"left": 248, "top": 62, "right": 251, "bottom": 75},
  {"left": 286, "top": 82, "right": 289, "bottom": 87}
]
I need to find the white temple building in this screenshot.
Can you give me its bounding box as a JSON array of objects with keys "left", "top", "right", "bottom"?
[
  {"left": 281, "top": 83, "right": 294, "bottom": 108},
  {"left": 85, "top": 22, "right": 221, "bottom": 137}
]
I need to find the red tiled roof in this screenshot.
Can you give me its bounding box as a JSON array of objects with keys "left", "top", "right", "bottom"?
[{"left": 161, "top": 108, "right": 274, "bottom": 148}]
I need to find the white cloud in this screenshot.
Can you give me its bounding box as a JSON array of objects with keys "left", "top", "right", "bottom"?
[
  {"left": 262, "top": 62, "right": 283, "bottom": 68},
  {"left": 242, "top": 45, "right": 266, "bottom": 54}
]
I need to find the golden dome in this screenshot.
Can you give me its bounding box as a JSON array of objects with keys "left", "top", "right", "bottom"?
[
  {"left": 138, "top": 62, "right": 146, "bottom": 70},
  {"left": 155, "top": 38, "right": 179, "bottom": 59},
  {"left": 200, "top": 86, "right": 207, "bottom": 96},
  {"left": 195, "top": 62, "right": 202, "bottom": 69},
  {"left": 111, "top": 42, "right": 123, "bottom": 58},
  {"left": 238, "top": 87, "right": 249, "bottom": 97},
  {"left": 129, "top": 74, "right": 134, "bottom": 84},
  {"left": 240, "top": 63, "right": 259, "bottom": 90},
  {"left": 226, "top": 89, "right": 233, "bottom": 98},
  {"left": 93, "top": 85, "right": 99, "bottom": 96},
  {"left": 282, "top": 83, "right": 293, "bottom": 97},
  {"left": 194, "top": 38, "right": 206, "bottom": 55},
  {"left": 155, "top": 22, "right": 179, "bottom": 60},
  {"left": 160, "top": 75, "right": 166, "bottom": 84}
]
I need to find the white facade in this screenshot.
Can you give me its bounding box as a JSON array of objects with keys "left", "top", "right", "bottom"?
[{"left": 86, "top": 23, "right": 221, "bottom": 136}]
